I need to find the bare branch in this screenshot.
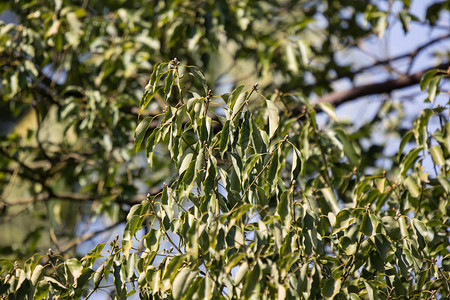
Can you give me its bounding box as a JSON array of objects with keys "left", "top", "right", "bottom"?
[
  {"left": 331, "top": 34, "right": 450, "bottom": 81},
  {"left": 317, "top": 62, "right": 450, "bottom": 106},
  {"left": 59, "top": 221, "right": 124, "bottom": 253}
]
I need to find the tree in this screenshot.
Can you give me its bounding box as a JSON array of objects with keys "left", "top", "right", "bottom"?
[{"left": 0, "top": 0, "right": 449, "bottom": 299}]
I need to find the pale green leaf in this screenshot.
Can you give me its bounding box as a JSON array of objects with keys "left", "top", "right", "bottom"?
[
  {"left": 360, "top": 213, "right": 373, "bottom": 237},
  {"left": 134, "top": 117, "right": 152, "bottom": 151},
  {"left": 318, "top": 102, "right": 337, "bottom": 122},
  {"left": 427, "top": 76, "right": 441, "bottom": 103},
  {"left": 400, "top": 147, "right": 423, "bottom": 177},
  {"left": 232, "top": 93, "right": 247, "bottom": 119},
  {"left": 172, "top": 269, "right": 196, "bottom": 299},
  {"left": 228, "top": 85, "right": 245, "bottom": 107},
  {"left": 219, "top": 120, "right": 230, "bottom": 158},
  {"left": 364, "top": 281, "right": 380, "bottom": 300},
  {"left": 399, "top": 10, "right": 411, "bottom": 33},
  {"left": 31, "top": 265, "right": 45, "bottom": 286},
  {"left": 266, "top": 99, "right": 279, "bottom": 138},
  {"left": 429, "top": 145, "right": 445, "bottom": 166},
  {"left": 398, "top": 130, "right": 413, "bottom": 162},
  {"left": 321, "top": 187, "right": 340, "bottom": 215},
  {"left": 234, "top": 262, "right": 248, "bottom": 285},
  {"left": 285, "top": 42, "right": 298, "bottom": 73},
  {"left": 334, "top": 128, "right": 360, "bottom": 166},
  {"left": 420, "top": 70, "right": 438, "bottom": 91},
  {"left": 179, "top": 153, "right": 194, "bottom": 176},
  {"left": 437, "top": 175, "right": 450, "bottom": 193},
  {"left": 187, "top": 65, "right": 208, "bottom": 94},
  {"left": 65, "top": 259, "right": 83, "bottom": 282},
  {"left": 323, "top": 278, "right": 341, "bottom": 299},
  {"left": 297, "top": 40, "right": 309, "bottom": 65},
  {"left": 404, "top": 175, "right": 420, "bottom": 198}
]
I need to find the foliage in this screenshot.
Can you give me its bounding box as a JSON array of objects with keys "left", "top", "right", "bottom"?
[
  {"left": 2, "top": 59, "right": 450, "bottom": 299},
  {"left": 0, "top": 0, "right": 449, "bottom": 299}
]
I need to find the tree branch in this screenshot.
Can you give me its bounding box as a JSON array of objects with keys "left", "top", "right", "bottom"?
[
  {"left": 317, "top": 62, "right": 450, "bottom": 106},
  {"left": 59, "top": 220, "right": 124, "bottom": 253},
  {"left": 350, "top": 34, "right": 450, "bottom": 76}
]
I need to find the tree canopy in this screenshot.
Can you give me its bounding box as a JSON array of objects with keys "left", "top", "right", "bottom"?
[{"left": 0, "top": 0, "right": 449, "bottom": 299}]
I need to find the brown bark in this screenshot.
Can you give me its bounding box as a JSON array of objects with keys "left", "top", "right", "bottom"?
[{"left": 317, "top": 62, "right": 450, "bottom": 106}]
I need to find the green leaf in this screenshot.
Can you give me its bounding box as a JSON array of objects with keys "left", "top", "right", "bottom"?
[
  {"left": 290, "top": 145, "right": 302, "bottom": 182},
  {"left": 187, "top": 65, "right": 208, "bottom": 94},
  {"left": 65, "top": 258, "right": 83, "bottom": 282},
  {"left": 333, "top": 209, "right": 354, "bottom": 234},
  {"left": 242, "top": 263, "right": 261, "bottom": 298},
  {"left": 228, "top": 85, "right": 245, "bottom": 107},
  {"left": 93, "top": 265, "right": 104, "bottom": 287},
  {"left": 205, "top": 156, "right": 217, "bottom": 195},
  {"left": 225, "top": 252, "right": 246, "bottom": 273},
  {"left": 360, "top": 213, "right": 373, "bottom": 237},
  {"left": 322, "top": 278, "right": 341, "bottom": 299},
  {"left": 75, "top": 267, "right": 95, "bottom": 288},
  {"left": 220, "top": 120, "right": 230, "bottom": 158},
  {"left": 123, "top": 202, "right": 148, "bottom": 256},
  {"left": 400, "top": 146, "right": 422, "bottom": 177},
  {"left": 139, "top": 87, "right": 161, "bottom": 116},
  {"left": 146, "top": 62, "right": 161, "bottom": 93},
  {"left": 413, "top": 219, "right": 433, "bottom": 243},
  {"left": 267, "top": 148, "right": 280, "bottom": 186},
  {"left": 167, "top": 82, "right": 181, "bottom": 107},
  {"left": 278, "top": 190, "right": 291, "bottom": 222},
  {"left": 229, "top": 152, "right": 243, "bottom": 183},
  {"left": 34, "top": 281, "right": 50, "bottom": 300},
  {"left": 182, "top": 158, "right": 197, "bottom": 188},
  {"left": 266, "top": 99, "right": 279, "bottom": 138},
  {"left": 172, "top": 268, "right": 196, "bottom": 300},
  {"left": 429, "top": 145, "right": 445, "bottom": 166},
  {"left": 420, "top": 69, "right": 438, "bottom": 91},
  {"left": 285, "top": 42, "right": 298, "bottom": 73},
  {"left": 82, "top": 243, "right": 106, "bottom": 267},
  {"left": 381, "top": 216, "right": 401, "bottom": 241},
  {"left": 297, "top": 40, "right": 309, "bottom": 66},
  {"left": 239, "top": 111, "right": 251, "bottom": 152},
  {"left": 126, "top": 290, "right": 137, "bottom": 297},
  {"left": 374, "top": 234, "right": 391, "bottom": 260},
  {"left": 232, "top": 93, "right": 247, "bottom": 119},
  {"left": 164, "top": 69, "right": 175, "bottom": 101},
  {"left": 399, "top": 10, "right": 411, "bottom": 33},
  {"left": 25, "top": 253, "right": 41, "bottom": 278},
  {"left": 364, "top": 281, "right": 380, "bottom": 300},
  {"left": 234, "top": 262, "right": 248, "bottom": 285},
  {"left": 134, "top": 117, "right": 152, "bottom": 151},
  {"left": 321, "top": 187, "right": 340, "bottom": 215},
  {"left": 437, "top": 175, "right": 450, "bottom": 193},
  {"left": 334, "top": 128, "right": 360, "bottom": 166},
  {"left": 427, "top": 76, "right": 441, "bottom": 103},
  {"left": 31, "top": 265, "right": 45, "bottom": 286},
  {"left": 398, "top": 130, "right": 413, "bottom": 162},
  {"left": 349, "top": 293, "right": 361, "bottom": 300},
  {"left": 146, "top": 129, "right": 160, "bottom": 169},
  {"left": 404, "top": 176, "right": 420, "bottom": 198},
  {"left": 304, "top": 194, "right": 320, "bottom": 219},
  {"left": 340, "top": 236, "right": 357, "bottom": 255},
  {"left": 318, "top": 102, "right": 337, "bottom": 122},
  {"left": 376, "top": 14, "right": 387, "bottom": 38},
  {"left": 179, "top": 153, "right": 194, "bottom": 176},
  {"left": 113, "top": 264, "right": 124, "bottom": 297}
]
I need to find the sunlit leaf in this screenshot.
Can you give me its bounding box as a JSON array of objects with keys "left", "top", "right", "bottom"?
[
  {"left": 420, "top": 70, "right": 438, "bottom": 92},
  {"left": 400, "top": 147, "right": 423, "bottom": 177},
  {"left": 266, "top": 99, "right": 279, "bottom": 138}
]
